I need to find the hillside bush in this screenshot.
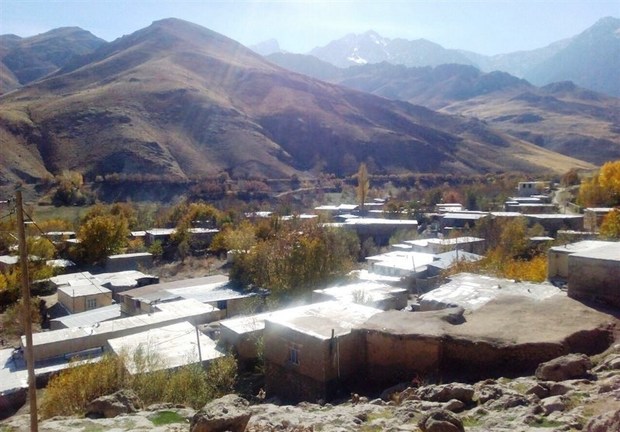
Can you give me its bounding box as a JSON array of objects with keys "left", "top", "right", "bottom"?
[{"left": 39, "top": 352, "right": 238, "bottom": 419}]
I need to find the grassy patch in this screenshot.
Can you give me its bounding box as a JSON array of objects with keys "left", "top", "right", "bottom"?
[
  {"left": 149, "top": 410, "right": 187, "bottom": 425},
  {"left": 462, "top": 416, "right": 483, "bottom": 427},
  {"left": 537, "top": 418, "right": 563, "bottom": 428}
]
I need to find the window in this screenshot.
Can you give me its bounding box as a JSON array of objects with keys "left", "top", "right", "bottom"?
[
  {"left": 288, "top": 344, "right": 300, "bottom": 365},
  {"left": 86, "top": 298, "right": 97, "bottom": 310}
]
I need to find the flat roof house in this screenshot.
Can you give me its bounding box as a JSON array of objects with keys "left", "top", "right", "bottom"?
[
  {"left": 263, "top": 301, "right": 381, "bottom": 403},
  {"left": 312, "top": 281, "right": 408, "bottom": 311},
  {"left": 548, "top": 240, "right": 615, "bottom": 280},
  {"left": 23, "top": 298, "right": 219, "bottom": 362},
  {"left": 57, "top": 284, "right": 113, "bottom": 314},
  {"left": 567, "top": 242, "right": 620, "bottom": 309},
  {"left": 106, "top": 321, "right": 223, "bottom": 373}
]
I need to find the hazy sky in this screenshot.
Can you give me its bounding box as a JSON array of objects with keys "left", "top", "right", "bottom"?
[{"left": 1, "top": 0, "right": 619, "bottom": 55}]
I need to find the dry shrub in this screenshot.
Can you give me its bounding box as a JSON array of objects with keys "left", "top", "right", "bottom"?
[
  {"left": 40, "top": 354, "right": 126, "bottom": 418},
  {"left": 39, "top": 351, "right": 238, "bottom": 419},
  {"left": 447, "top": 250, "right": 547, "bottom": 283}
]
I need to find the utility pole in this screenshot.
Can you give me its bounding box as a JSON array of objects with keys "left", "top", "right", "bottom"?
[
  {"left": 195, "top": 325, "right": 203, "bottom": 364},
  {"left": 16, "top": 190, "right": 38, "bottom": 432}
]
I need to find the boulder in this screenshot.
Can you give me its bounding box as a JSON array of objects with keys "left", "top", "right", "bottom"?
[
  {"left": 416, "top": 383, "right": 474, "bottom": 404},
  {"left": 473, "top": 384, "right": 504, "bottom": 404},
  {"left": 585, "top": 409, "right": 620, "bottom": 432},
  {"left": 540, "top": 395, "right": 565, "bottom": 415},
  {"left": 525, "top": 383, "right": 549, "bottom": 399},
  {"left": 418, "top": 409, "right": 465, "bottom": 432},
  {"left": 535, "top": 354, "right": 592, "bottom": 382},
  {"left": 191, "top": 395, "right": 251, "bottom": 432},
  {"left": 85, "top": 389, "right": 142, "bottom": 418}
]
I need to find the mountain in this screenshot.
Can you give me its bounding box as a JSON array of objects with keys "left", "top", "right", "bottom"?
[
  {"left": 306, "top": 18, "right": 620, "bottom": 97},
  {"left": 0, "top": 19, "right": 593, "bottom": 192},
  {"left": 0, "top": 27, "right": 105, "bottom": 93},
  {"left": 523, "top": 17, "right": 620, "bottom": 97},
  {"left": 309, "top": 30, "right": 475, "bottom": 68},
  {"left": 250, "top": 39, "right": 283, "bottom": 56},
  {"left": 265, "top": 56, "right": 620, "bottom": 165}
]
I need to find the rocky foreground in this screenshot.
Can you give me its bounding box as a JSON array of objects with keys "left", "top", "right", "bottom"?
[{"left": 2, "top": 346, "right": 620, "bottom": 432}]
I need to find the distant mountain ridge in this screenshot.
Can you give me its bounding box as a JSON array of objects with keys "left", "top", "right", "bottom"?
[
  {"left": 0, "top": 27, "right": 105, "bottom": 93},
  {"left": 265, "top": 55, "right": 620, "bottom": 165},
  {"left": 309, "top": 30, "right": 475, "bottom": 68},
  {"left": 0, "top": 18, "right": 592, "bottom": 192},
  {"left": 305, "top": 17, "right": 620, "bottom": 97}
]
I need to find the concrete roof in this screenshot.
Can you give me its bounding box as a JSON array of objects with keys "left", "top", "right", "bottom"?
[
  {"left": 442, "top": 213, "right": 488, "bottom": 220},
  {"left": 419, "top": 273, "right": 561, "bottom": 311},
  {"left": 549, "top": 240, "right": 617, "bottom": 254},
  {"left": 150, "top": 275, "right": 229, "bottom": 291},
  {"left": 265, "top": 301, "right": 382, "bottom": 340},
  {"left": 362, "top": 294, "right": 615, "bottom": 346},
  {"left": 343, "top": 218, "right": 418, "bottom": 226},
  {"left": 569, "top": 242, "right": 620, "bottom": 261},
  {"left": 349, "top": 269, "right": 402, "bottom": 283},
  {"left": 154, "top": 298, "right": 218, "bottom": 315},
  {"left": 57, "top": 284, "right": 111, "bottom": 297},
  {"left": 50, "top": 304, "right": 121, "bottom": 329},
  {"left": 426, "top": 251, "right": 483, "bottom": 270},
  {"left": 106, "top": 321, "right": 223, "bottom": 373},
  {"left": 406, "top": 236, "right": 484, "bottom": 247},
  {"left": 24, "top": 298, "right": 216, "bottom": 347},
  {"left": 51, "top": 270, "right": 156, "bottom": 291},
  {"left": 527, "top": 214, "right": 583, "bottom": 219},
  {"left": 585, "top": 207, "right": 614, "bottom": 213},
  {"left": 366, "top": 251, "right": 436, "bottom": 271},
  {"left": 107, "top": 252, "right": 153, "bottom": 259},
  {"left": 313, "top": 281, "right": 406, "bottom": 304},
  {"left": 490, "top": 212, "right": 523, "bottom": 217},
  {"left": 219, "top": 311, "right": 277, "bottom": 335},
  {"left": 315, "top": 204, "right": 358, "bottom": 211},
  {"left": 0, "top": 255, "right": 19, "bottom": 265}
]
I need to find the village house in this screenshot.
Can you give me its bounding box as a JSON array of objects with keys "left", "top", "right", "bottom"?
[
  {"left": 566, "top": 241, "right": 620, "bottom": 309},
  {"left": 57, "top": 284, "right": 113, "bottom": 314},
  {"left": 312, "top": 281, "right": 408, "bottom": 310},
  {"left": 365, "top": 250, "right": 436, "bottom": 279},
  {"left": 547, "top": 240, "right": 616, "bottom": 280},
  {"left": 23, "top": 298, "right": 219, "bottom": 362},
  {"left": 526, "top": 214, "right": 584, "bottom": 235},
  {"left": 405, "top": 236, "right": 485, "bottom": 255},
  {"left": 263, "top": 301, "right": 382, "bottom": 403},
  {"left": 583, "top": 207, "right": 615, "bottom": 232},
  {"left": 218, "top": 311, "right": 276, "bottom": 367},
  {"left": 49, "top": 304, "right": 122, "bottom": 330},
  {"left": 50, "top": 270, "right": 159, "bottom": 300},
  {"left": 440, "top": 211, "right": 488, "bottom": 232},
  {"left": 117, "top": 275, "right": 259, "bottom": 318},
  {"left": 327, "top": 217, "right": 419, "bottom": 246},
  {"left": 105, "top": 252, "right": 153, "bottom": 272},
  {"left": 105, "top": 321, "right": 223, "bottom": 373},
  {"left": 516, "top": 181, "right": 550, "bottom": 197}
]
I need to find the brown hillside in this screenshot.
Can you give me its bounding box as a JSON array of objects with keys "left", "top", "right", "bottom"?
[{"left": 0, "top": 19, "right": 593, "bottom": 191}]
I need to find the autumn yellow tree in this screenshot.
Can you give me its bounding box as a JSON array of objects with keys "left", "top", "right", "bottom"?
[
  {"left": 599, "top": 209, "right": 620, "bottom": 239},
  {"left": 356, "top": 163, "right": 369, "bottom": 214},
  {"left": 578, "top": 160, "right": 620, "bottom": 207},
  {"left": 76, "top": 214, "right": 129, "bottom": 264}
]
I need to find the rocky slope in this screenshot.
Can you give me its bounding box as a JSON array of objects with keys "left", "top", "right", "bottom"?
[{"left": 3, "top": 344, "right": 619, "bottom": 431}]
